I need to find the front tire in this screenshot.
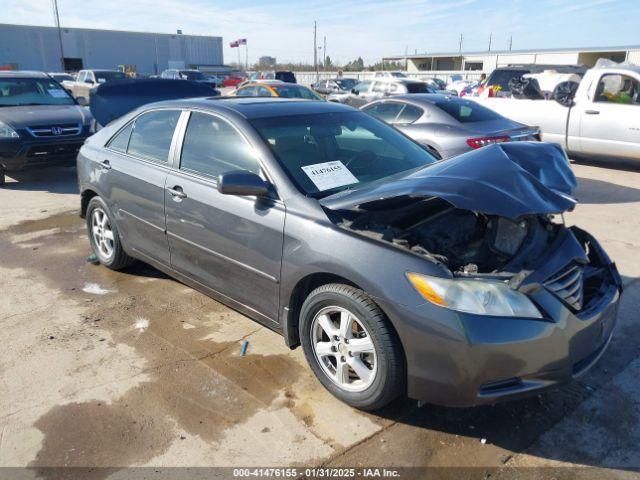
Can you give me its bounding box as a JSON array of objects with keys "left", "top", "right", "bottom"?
[
  {"left": 299, "top": 284, "right": 405, "bottom": 410},
  {"left": 86, "top": 196, "right": 135, "bottom": 270}
]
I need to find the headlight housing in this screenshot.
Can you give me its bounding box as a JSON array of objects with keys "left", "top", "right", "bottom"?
[
  {"left": 406, "top": 272, "right": 542, "bottom": 318},
  {"left": 0, "top": 121, "right": 19, "bottom": 139}
]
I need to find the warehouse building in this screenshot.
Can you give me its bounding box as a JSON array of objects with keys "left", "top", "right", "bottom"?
[
  {"left": 385, "top": 45, "right": 640, "bottom": 73},
  {"left": 0, "top": 23, "right": 224, "bottom": 75}
]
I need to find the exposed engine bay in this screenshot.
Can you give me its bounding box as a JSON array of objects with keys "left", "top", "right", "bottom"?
[{"left": 330, "top": 197, "right": 564, "bottom": 276}]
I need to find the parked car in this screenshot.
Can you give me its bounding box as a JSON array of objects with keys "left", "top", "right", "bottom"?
[
  {"left": 223, "top": 74, "right": 247, "bottom": 88},
  {"left": 362, "top": 94, "right": 540, "bottom": 159},
  {"left": 311, "top": 78, "right": 358, "bottom": 95},
  {"left": 78, "top": 96, "right": 621, "bottom": 410},
  {"left": 234, "top": 81, "right": 324, "bottom": 100},
  {"left": 374, "top": 71, "right": 407, "bottom": 78},
  {"left": 66, "top": 69, "right": 127, "bottom": 101},
  {"left": 0, "top": 71, "right": 93, "bottom": 184},
  {"left": 479, "top": 64, "right": 587, "bottom": 97},
  {"left": 246, "top": 71, "right": 297, "bottom": 84},
  {"left": 160, "top": 69, "right": 220, "bottom": 89},
  {"left": 329, "top": 78, "right": 435, "bottom": 107},
  {"left": 476, "top": 63, "right": 640, "bottom": 161},
  {"left": 47, "top": 72, "right": 75, "bottom": 83}
]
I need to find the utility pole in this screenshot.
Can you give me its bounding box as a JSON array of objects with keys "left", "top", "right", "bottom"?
[
  {"left": 509, "top": 35, "right": 513, "bottom": 51},
  {"left": 323, "top": 35, "right": 326, "bottom": 70},
  {"left": 51, "top": 0, "right": 65, "bottom": 71},
  {"left": 458, "top": 34, "right": 463, "bottom": 53},
  {"left": 404, "top": 45, "right": 408, "bottom": 71},
  {"left": 488, "top": 33, "right": 492, "bottom": 52},
  {"left": 313, "top": 21, "right": 318, "bottom": 82}
]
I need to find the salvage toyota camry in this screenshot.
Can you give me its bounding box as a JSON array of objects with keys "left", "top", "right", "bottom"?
[{"left": 77, "top": 97, "right": 622, "bottom": 410}]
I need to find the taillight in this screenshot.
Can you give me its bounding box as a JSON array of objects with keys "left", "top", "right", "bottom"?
[{"left": 466, "top": 136, "right": 510, "bottom": 149}]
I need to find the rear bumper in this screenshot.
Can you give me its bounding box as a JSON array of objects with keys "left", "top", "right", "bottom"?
[
  {"left": 0, "top": 136, "right": 88, "bottom": 171},
  {"left": 378, "top": 229, "right": 622, "bottom": 407}
]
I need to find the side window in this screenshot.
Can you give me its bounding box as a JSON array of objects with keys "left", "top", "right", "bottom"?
[
  {"left": 127, "top": 110, "right": 181, "bottom": 163},
  {"left": 396, "top": 105, "right": 424, "bottom": 124},
  {"left": 595, "top": 74, "right": 640, "bottom": 105},
  {"left": 363, "top": 102, "right": 404, "bottom": 122},
  {"left": 77, "top": 71, "right": 86, "bottom": 82},
  {"left": 257, "top": 86, "right": 272, "bottom": 96},
  {"left": 107, "top": 122, "right": 134, "bottom": 152},
  {"left": 180, "top": 112, "right": 261, "bottom": 179}
]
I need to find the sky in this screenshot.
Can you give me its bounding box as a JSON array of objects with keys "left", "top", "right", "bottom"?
[{"left": 1, "top": 0, "right": 638, "bottom": 65}]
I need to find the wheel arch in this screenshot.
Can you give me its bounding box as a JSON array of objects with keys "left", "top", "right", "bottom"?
[{"left": 80, "top": 188, "right": 100, "bottom": 218}]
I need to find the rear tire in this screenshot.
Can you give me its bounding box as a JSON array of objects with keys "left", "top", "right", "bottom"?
[
  {"left": 299, "top": 283, "right": 405, "bottom": 411},
  {"left": 86, "top": 196, "right": 135, "bottom": 270}
]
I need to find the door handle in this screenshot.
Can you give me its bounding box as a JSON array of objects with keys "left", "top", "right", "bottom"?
[
  {"left": 585, "top": 110, "right": 600, "bottom": 115},
  {"left": 167, "top": 186, "right": 187, "bottom": 199},
  {"left": 101, "top": 159, "right": 112, "bottom": 170}
]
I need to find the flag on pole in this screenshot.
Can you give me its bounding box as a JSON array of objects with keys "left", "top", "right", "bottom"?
[
  {"left": 229, "top": 41, "right": 239, "bottom": 48},
  {"left": 238, "top": 38, "right": 247, "bottom": 45}
]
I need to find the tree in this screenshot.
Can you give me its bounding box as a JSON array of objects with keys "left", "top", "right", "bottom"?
[
  {"left": 324, "top": 56, "right": 333, "bottom": 70},
  {"left": 344, "top": 57, "right": 365, "bottom": 72}
]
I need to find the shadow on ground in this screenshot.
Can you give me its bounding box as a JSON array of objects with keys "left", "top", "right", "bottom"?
[
  {"left": 3, "top": 165, "right": 78, "bottom": 194},
  {"left": 575, "top": 177, "right": 640, "bottom": 204}
]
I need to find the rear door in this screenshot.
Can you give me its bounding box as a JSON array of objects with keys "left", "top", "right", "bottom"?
[
  {"left": 105, "top": 108, "right": 183, "bottom": 265},
  {"left": 164, "top": 110, "right": 285, "bottom": 322},
  {"left": 578, "top": 72, "right": 640, "bottom": 159}
]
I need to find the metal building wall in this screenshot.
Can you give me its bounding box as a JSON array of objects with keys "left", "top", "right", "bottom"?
[{"left": 0, "top": 24, "right": 223, "bottom": 74}]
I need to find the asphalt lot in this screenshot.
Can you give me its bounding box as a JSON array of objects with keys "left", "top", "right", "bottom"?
[{"left": 0, "top": 159, "right": 639, "bottom": 478}]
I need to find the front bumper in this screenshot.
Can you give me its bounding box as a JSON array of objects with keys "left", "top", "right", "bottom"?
[
  {"left": 0, "top": 135, "right": 89, "bottom": 171},
  {"left": 379, "top": 228, "right": 622, "bottom": 407}
]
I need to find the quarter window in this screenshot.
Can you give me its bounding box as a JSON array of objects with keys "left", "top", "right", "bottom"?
[
  {"left": 127, "top": 110, "right": 181, "bottom": 163},
  {"left": 180, "top": 112, "right": 261, "bottom": 179},
  {"left": 363, "top": 102, "right": 404, "bottom": 122},
  {"left": 108, "top": 122, "right": 133, "bottom": 152},
  {"left": 396, "top": 105, "right": 424, "bottom": 123}
]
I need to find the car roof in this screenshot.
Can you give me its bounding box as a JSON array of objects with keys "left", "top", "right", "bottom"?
[
  {"left": 150, "top": 96, "right": 354, "bottom": 119},
  {"left": 244, "top": 80, "right": 287, "bottom": 86},
  {"left": 369, "top": 93, "right": 460, "bottom": 106},
  {"left": 0, "top": 70, "right": 49, "bottom": 78}
]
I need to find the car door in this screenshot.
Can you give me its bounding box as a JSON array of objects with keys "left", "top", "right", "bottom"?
[
  {"left": 346, "top": 81, "right": 372, "bottom": 108},
  {"left": 164, "top": 110, "right": 285, "bottom": 322},
  {"left": 104, "top": 108, "right": 183, "bottom": 265},
  {"left": 579, "top": 72, "right": 640, "bottom": 159}
]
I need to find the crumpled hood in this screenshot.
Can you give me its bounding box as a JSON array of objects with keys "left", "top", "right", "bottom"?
[{"left": 320, "top": 142, "right": 577, "bottom": 220}]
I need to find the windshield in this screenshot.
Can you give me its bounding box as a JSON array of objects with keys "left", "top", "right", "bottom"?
[
  {"left": 336, "top": 79, "right": 357, "bottom": 90},
  {"left": 95, "top": 71, "right": 127, "bottom": 83},
  {"left": 272, "top": 85, "right": 323, "bottom": 100},
  {"left": 0, "top": 78, "right": 75, "bottom": 106},
  {"left": 180, "top": 70, "right": 205, "bottom": 80},
  {"left": 250, "top": 111, "right": 437, "bottom": 197}
]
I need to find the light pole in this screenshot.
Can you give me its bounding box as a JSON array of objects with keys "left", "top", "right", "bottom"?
[{"left": 51, "top": 0, "right": 65, "bottom": 71}]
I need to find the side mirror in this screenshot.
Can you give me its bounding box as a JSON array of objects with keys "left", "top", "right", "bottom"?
[
  {"left": 217, "top": 170, "right": 269, "bottom": 197},
  {"left": 76, "top": 96, "right": 89, "bottom": 107},
  {"left": 351, "top": 89, "right": 359, "bottom": 95}
]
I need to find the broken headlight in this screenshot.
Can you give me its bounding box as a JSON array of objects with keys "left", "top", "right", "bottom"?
[{"left": 406, "top": 272, "right": 542, "bottom": 318}]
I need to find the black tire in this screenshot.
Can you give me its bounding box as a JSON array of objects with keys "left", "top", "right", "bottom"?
[
  {"left": 0, "top": 166, "right": 5, "bottom": 186},
  {"left": 299, "top": 283, "right": 405, "bottom": 410},
  {"left": 86, "top": 196, "right": 135, "bottom": 270}
]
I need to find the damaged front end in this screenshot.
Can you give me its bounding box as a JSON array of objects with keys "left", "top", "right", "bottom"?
[{"left": 321, "top": 142, "right": 622, "bottom": 314}]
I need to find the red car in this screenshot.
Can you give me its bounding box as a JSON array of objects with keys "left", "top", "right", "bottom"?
[{"left": 223, "top": 75, "right": 246, "bottom": 88}]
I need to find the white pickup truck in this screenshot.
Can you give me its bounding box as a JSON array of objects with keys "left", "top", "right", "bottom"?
[{"left": 475, "top": 64, "right": 640, "bottom": 162}]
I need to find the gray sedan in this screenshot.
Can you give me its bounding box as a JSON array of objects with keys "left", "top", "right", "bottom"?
[
  {"left": 78, "top": 97, "right": 620, "bottom": 410},
  {"left": 362, "top": 94, "right": 540, "bottom": 159}
]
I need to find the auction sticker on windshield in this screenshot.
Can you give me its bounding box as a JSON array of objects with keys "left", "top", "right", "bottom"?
[{"left": 301, "top": 161, "right": 359, "bottom": 191}]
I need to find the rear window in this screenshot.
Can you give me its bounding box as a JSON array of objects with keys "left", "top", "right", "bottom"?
[
  {"left": 276, "top": 71, "right": 296, "bottom": 83},
  {"left": 405, "top": 83, "right": 432, "bottom": 94},
  {"left": 435, "top": 99, "right": 502, "bottom": 123},
  {"left": 487, "top": 69, "right": 529, "bottom": 91},
  {"left": 272, "top": 85, "right": 322, "bottom": 100}
]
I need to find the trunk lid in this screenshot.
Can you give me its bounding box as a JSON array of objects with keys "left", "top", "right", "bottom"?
[{"left": 320, "top": 142, "right": 576, "bottom": 220}]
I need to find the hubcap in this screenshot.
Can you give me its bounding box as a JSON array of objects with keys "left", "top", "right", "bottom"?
[
  {"left": 91, "top": 208, "right": 115, "bottom": 261},
  {"left": 311, "top": 306, "right": 377, "bottom": 392}
]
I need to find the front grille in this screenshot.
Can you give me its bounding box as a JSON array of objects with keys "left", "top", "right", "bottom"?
[
  {"left": 544, "top": 262, "right": 585, "bottom": 311},
  {"left": 26, "top": 123, "right": 82, "bottom": 137},
  {"left": 26, "top": 142, "right": 83, "bottom": 158}
]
